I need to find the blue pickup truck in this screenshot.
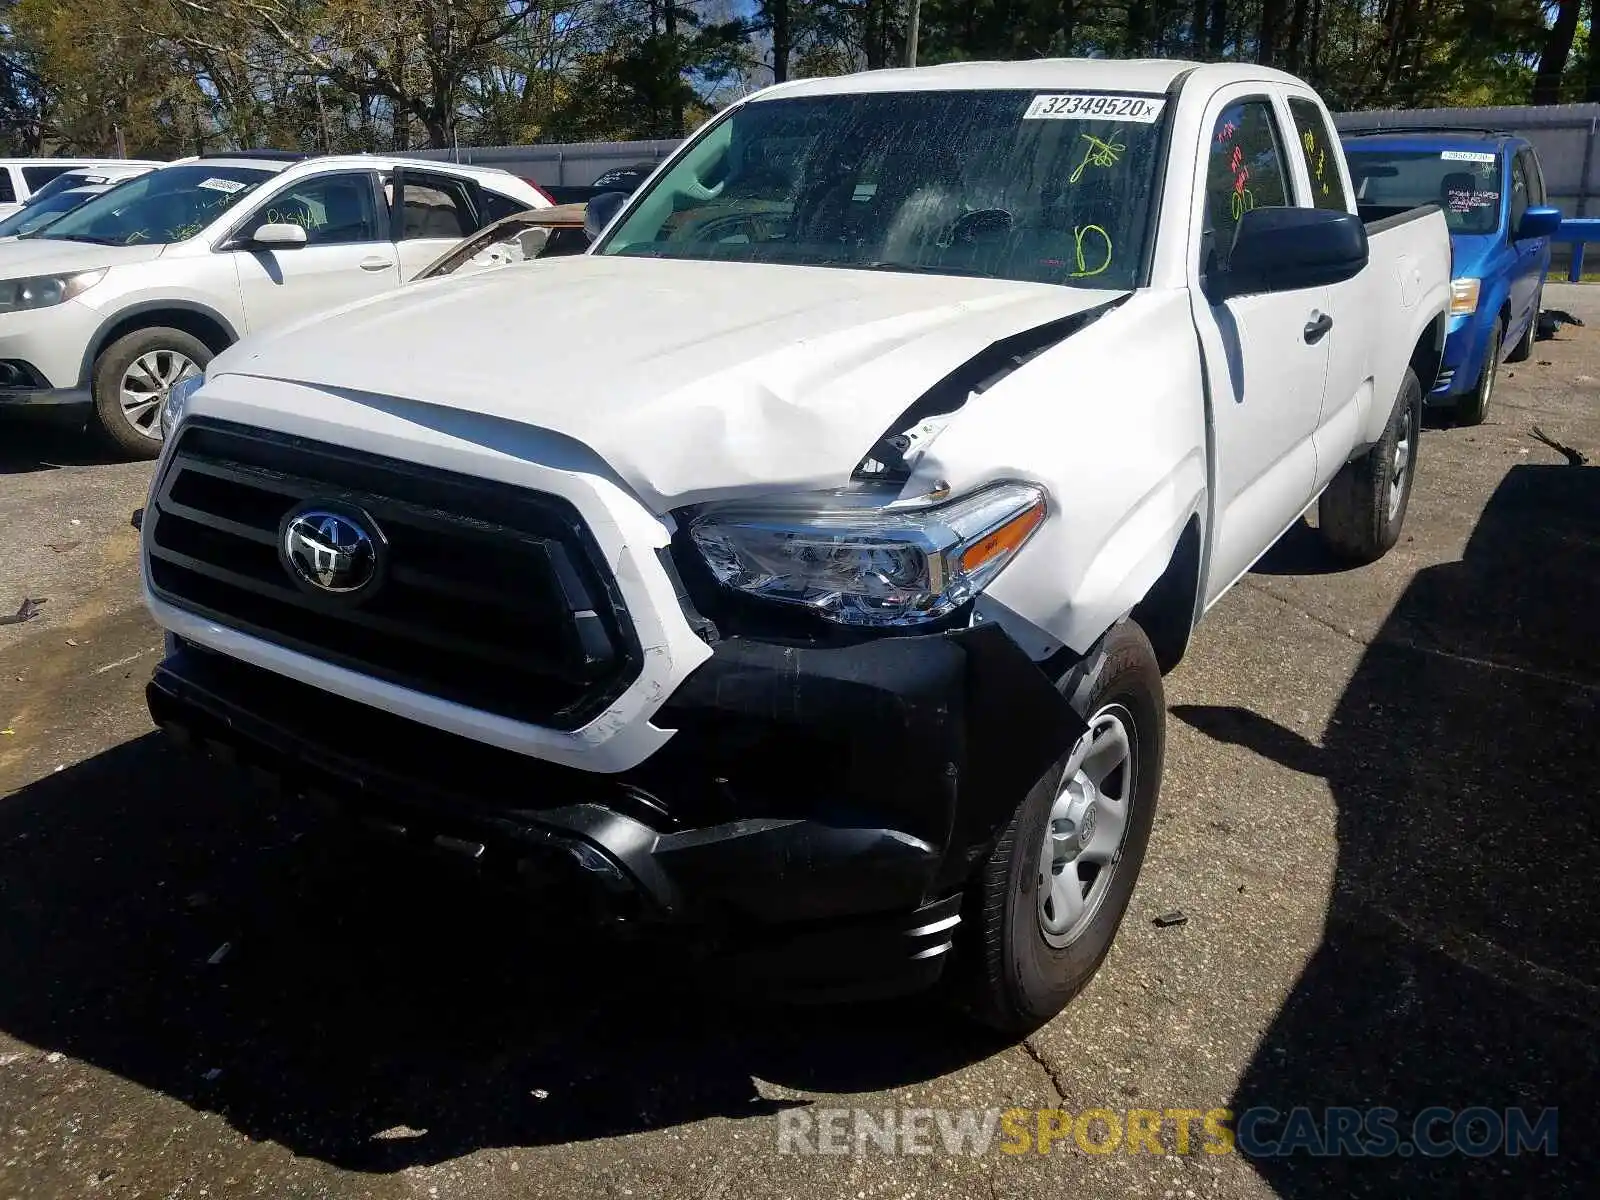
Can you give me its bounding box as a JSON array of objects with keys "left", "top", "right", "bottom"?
[{"left": 1342, "top": 129, "right": 1561, "bottom": 425}]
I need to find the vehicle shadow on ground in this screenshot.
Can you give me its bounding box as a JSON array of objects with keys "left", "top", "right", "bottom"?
[
  {"left": 1177, "top": 462, "right": 1600, "bottom": 1198},
  {"left": 0, "top": 735, "right": 1004, "bottom": 1172},
  {"left": 0, "top": 419, "right": 107, "bottom": 475}
]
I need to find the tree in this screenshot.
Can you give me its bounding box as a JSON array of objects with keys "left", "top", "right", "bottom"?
[{"left": 1531, "top": 0, "right": 1581, "bottom": 102}]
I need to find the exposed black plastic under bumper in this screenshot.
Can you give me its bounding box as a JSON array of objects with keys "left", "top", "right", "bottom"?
[
  {"left": 147, "top": 622, "right": 1082, "bottom": 995},
  {"left": 0, "top": 385, "right": 88, "bottom": 407}
]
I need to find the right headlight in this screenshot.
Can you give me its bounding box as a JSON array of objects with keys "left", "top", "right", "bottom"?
[
  {"left": 0, "top": 268, "right": 106, "bottom": 313},
  {"left": 159, "top": 372, "right": 204, "bottom": 440},
  {"left": 688, "top": 482, "right": 1047, "bottom": 627}
]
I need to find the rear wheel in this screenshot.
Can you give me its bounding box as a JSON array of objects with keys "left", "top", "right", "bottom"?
[
  {"left": 90, "top": 327, "right": 210, "bottom": 460},
  {"left": 1319, "top": 366, "right": 1422, "bottom": 564},
  {"left": 1457, "top": 318, "right": 1500, "bottom": 426},
  {"left": 961, "top": 619, "right": 1165, "bottom": 1033}
]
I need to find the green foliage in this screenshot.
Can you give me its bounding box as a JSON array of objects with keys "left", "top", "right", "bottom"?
[{"left": 0, "top": 0, "right": 1589, "bottom": 156}]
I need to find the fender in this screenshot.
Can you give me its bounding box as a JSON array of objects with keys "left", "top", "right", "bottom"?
[
  {"left": 77, "top": 300, "right": 240, "bottom": 388},
  {"left": 909, "top": 289, "right": 1211, "bottom": 658}
]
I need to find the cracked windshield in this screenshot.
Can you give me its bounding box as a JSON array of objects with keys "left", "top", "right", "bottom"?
[
  {"left": 25, "top": 164, "right": 273, "bottom": 246},
  {"left": 599, "top": 89, "right": 1167, "bottom": 289}
]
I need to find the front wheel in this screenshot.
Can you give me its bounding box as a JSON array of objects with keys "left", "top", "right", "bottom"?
[
  {"left": 1318, "top": 366, "right": 1422, "bottom": 564},
  {"left": 1457, "top": 317, "right": 1501, "bottom": 427},
  {"left": 90, "top": 327, "right": 211, "bottom": 460},
  {"left": 1505, "top": 291, "right": 1539, "bottom": 363},
  {"left": 960, "top": 619, "right": 1165, "bottom": 1033}
]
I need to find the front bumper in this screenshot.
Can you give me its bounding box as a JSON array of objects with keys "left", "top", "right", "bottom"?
[
  {"left": 147, "top": 623, "right": 1083, "bottom": 998},
  {"left": 0, "top": 298, "right": 100, "bottom": 392},
  {"left": 1430, "top": 313, "right": 1493, "bottom": 402}
]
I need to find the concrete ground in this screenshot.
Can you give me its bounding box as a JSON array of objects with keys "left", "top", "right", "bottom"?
[{"left": 1, "top": 287, "right": 1596, "bottom": 1200}]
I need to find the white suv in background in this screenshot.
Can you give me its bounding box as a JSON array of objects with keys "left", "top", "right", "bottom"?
[
  {"left": 0, "top": 158, "right": 161, "bottom": 218},
  {"left": 0, "top": 151, "right": 547, "bottom": 456}
]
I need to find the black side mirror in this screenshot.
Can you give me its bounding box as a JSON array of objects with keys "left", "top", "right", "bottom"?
[
  {"left": 1516, "top": 205, "right": 1562, "bottom": 241},
  {"left": 584, "top": 191, "right": 629, "bottom": 241},
  {"left": 1212, "top": 207, "right": 1369, "bottom": 301}
]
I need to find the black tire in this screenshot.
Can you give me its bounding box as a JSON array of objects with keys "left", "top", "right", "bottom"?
[
  {"left": 1457, "top": 317, "right": 1500, "bottom": 426},
  {"left": 90, "top": 327, "right": 213, "bottom": 460},
  {"left": 1505, "top": 292, "right": 1539, "bottom": 363},
  {"left": 1318, "top": 366, "right": 1422, "bottom": 564},
  {"left": 960, "top": 619, "right": 1165, "bottom": 1034}
]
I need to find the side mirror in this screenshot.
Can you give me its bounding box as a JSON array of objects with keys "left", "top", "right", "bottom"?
[
  {"left": 1212, "top": 207, "right": 1368, "bottom": 301},
  {"left": 584, "top": 191, "right": 629, "bottom": 241},
  {"left": 1516, "top": 205, "right": 1562, "bottom": 241},
  {"left": 248, "top": 222, "right": 307, "bottom": 249}
]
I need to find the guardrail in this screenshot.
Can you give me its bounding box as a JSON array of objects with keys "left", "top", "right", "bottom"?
[{"left": 1555, "top": 217, "right": 1600, "bottom": 281}]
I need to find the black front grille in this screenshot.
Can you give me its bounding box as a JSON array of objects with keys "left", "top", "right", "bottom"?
[{"left": 146, "top": 419, "right": 642, "bottom": 730}]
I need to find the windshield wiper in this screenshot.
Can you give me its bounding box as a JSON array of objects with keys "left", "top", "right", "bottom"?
[
  {"left": 858, "top": 261, "right": 998, "bottom": 279},
  {"left": 42, "top": 233, "right": 119, "bottom": 246}
]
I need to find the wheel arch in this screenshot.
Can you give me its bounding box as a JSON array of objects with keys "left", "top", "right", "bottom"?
[
  {"left": 79, "top": 302, "right": 238, "bottom": 389},
  {"left": 1410, "top": 310, "right": 1447, "bottom": 395},
  {"left": 1130, "top": 514, "right": 1203, "bottom": 674}
]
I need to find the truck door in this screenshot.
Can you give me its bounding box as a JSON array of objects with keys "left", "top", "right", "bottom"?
[
  {"left": 1190, "top": 91, "right": 1329, "bottom": 605},
  {"left": 1286, "top": 91, "right": 1371, "bottom": 494}
]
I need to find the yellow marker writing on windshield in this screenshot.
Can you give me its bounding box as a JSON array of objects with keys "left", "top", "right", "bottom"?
[
  {"left": 1070, "top": 131, "right": 1127, "bottom": 184},
  {"left": 1069, "top": 224, "right": 1112, "bottom": 277}
]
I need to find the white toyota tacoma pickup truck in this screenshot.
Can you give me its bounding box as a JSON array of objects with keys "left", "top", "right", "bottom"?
[{"left": 140, "top": 60, "right": 1449, "bottom": 1031}]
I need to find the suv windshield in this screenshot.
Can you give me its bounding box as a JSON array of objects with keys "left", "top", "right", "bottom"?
[
  {"left": 598, "top": 89, "right": 1169, "bottom": 289},
  {"left": 1346, "top": 148, "right": 1503, "bottom": 235},
  {"left": 33, "top": 164, "right": 274, "bottom": 246},
  {"left": 0, "top": 188, "right": 101, "bottom": 237},
  {"left": 21, "top": 171, "right": 95, "bottom": 207}
]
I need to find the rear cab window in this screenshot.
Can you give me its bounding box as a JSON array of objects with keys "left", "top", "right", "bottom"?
[
  {"left": 1286, "top": 98, "right": 1350, "bottom": 212},
  {"left": 0, "top": 170, "right": 15, "bottom": 204}
]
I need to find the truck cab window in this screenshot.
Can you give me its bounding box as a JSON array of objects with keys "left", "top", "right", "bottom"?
[
  {"left": 1202, "top": 99, "right": 1290, "bottom": 273},
  {"left": 1288, "top": 98, "right": 1349, "bottom": 212}
]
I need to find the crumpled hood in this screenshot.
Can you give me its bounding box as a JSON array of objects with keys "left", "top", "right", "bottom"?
[
  {"left": 219, "top": 255, "right": 1124, "bottom": 511},
  {"left": 0, "top": 237, "right": 165, "bottom": 277}
]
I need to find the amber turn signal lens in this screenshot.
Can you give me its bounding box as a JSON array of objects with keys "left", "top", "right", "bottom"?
[{"left": 959, "top": 499, "right": 1046, "bottom": 575}]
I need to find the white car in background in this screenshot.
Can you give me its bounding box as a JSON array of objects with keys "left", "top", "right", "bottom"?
[
  {"left": 0, "top": 158, "right": 160, "bottom": 219},
  {"left": 0, "top": 150, "right": 547, "bottom": 456},
  {"left": 0, "top": 164, "right": 160, "bottom": 239}
]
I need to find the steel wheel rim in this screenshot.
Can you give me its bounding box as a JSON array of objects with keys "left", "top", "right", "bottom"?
[
  {"left": 1037, "top": 703, "right": 1137, "bottom": 949},
  {"left": 1388, "top": 400, "right": 1413, "bottom": 520},
  {"left": 121, "top": 349, "right": 200, "bottom": 440}
]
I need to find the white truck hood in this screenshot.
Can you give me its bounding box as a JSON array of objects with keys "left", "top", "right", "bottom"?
[
  {"left": 219, "top": 255, "right": 1124, "bottom": 511},
  {"left": 0, "top": 238, "right": 165, "bottom": 276}
]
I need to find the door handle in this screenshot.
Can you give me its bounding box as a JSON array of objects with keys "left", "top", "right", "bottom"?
[
  {"left": 359, "top": 256, "right": 394, "bottom": 272},
  {"left": 1303, "top": 311, "right": 1333, "bottom": 344}
]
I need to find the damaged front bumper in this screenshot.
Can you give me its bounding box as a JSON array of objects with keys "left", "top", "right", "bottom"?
[{"left": 146, "top": 622, "right": 1083, "bottom": 998}]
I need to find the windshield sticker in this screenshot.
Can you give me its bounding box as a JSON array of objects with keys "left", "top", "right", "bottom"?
[
  {"left": 1025, "top": 94, "right": 1165, "bottom": 123},
  {"left": 197, "top": 177, "right": 246, "bottom": 194},
  {"left": 1069, "top": 131, "right": 1126, "bottom": 182},
  {"left": 1447, "top": 188, "right": 1499, "bottom": 212},
  {"left": 1441, "top": 150, "right": 1497, "bottom": 164}
]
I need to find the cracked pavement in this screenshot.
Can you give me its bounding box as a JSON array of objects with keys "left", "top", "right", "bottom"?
[{"left": 2, "top": 287, "right": 1598, "bottom": 1199}]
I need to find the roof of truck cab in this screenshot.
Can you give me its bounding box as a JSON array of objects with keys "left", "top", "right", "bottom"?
[{"left": 750, "top": 58, "right": 1309, "bottom": 100}]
